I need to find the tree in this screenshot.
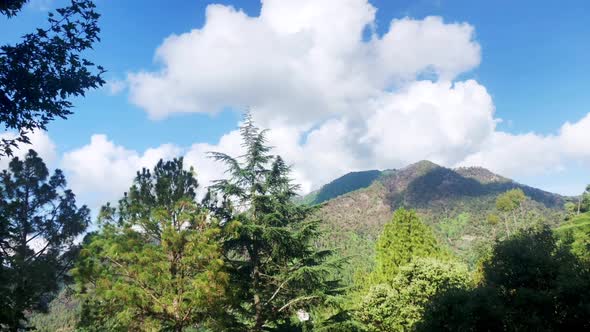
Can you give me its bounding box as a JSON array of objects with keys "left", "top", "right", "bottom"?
[
  {"left": 495, "top": 188, "right": 526, "bottom": 236},
  {"left": 0, "top": 0, "right": 28, "bottom": 17},
  {"left": 579, "top": 184, "right": 590, "bottom": 213},
  {"left": 0, "top": 0, "right": 104, "bottom": 157},
  {"left": 419, "top": 228, "right": 590, "bottom": 331},
  {"left": 564, "top": 201, "right": 577, "bottom": 220},
  {"left": 74, "top": 158, "right": 228, "bottom": 331},
  {"left": 486, "top": 213, "right": 501, "bottom": 239},
  {"left": 27, "top": 287, "right": 81, "bottom": 332},
  {"left": 206, "top": 113, "right": 342, "bottom": 331},
  {"left": 373, "top": 208, "right": 443, "bottom": 284},
  {"left": 358, "top": 258, "right": 470, "bottom": 332},
  {"left": 0, "top": 149, "right": 89, "bottom": 331}
]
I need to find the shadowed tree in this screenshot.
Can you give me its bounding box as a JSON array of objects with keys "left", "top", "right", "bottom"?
[
  {"left": 0, "top": 149, "right": 89, "bottom": 331},
  {"left": 0, "top": 0, "right": 28, "bottom": 17},
  {"left": 0, "top": 0, "right": 104, "bottom": 156},
  {"left": 418, "top": 227, "right": 590, "bottom": 331}
]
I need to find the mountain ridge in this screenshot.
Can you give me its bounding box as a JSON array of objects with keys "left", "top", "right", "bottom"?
[
  {"left": 303, "top": 160, "right": 564, "bottom": 208},
  {"left": 309, "top": 160, "right": 567, "bottom": 276}
]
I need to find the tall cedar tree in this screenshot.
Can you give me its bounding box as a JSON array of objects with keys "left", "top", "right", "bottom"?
[
  {"left": 0, "top": 0, "right": 104, "bottom": 156},
  {"left": 374, "top": 208, "right": 443, "bottom": 284},
  {"left": 0, "top": 150, "right": 89, "bottom": 331},
  {"left": 206, "top": 114, "right": 342, "bottom": 331},
  {"left": 74, "top": 158, "right": 227, "bottom": 331}
]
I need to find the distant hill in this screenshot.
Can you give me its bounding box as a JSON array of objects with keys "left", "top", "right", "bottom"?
[
  {"left": 307, "top": 161, "right": 567, "bottom": 280},
  {"left": 301, "top": 170, "right": 383, "bottom": 205},
  {"left": 301, "top": 161, "right": 563, "bottom": 209}
]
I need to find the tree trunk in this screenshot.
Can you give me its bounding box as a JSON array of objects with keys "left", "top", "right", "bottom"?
[{"left": 253, "top": 263, "right": 263, "bottom": 331}]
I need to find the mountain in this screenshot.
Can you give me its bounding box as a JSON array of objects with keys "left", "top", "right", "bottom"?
[
  {"left": 307, "top": 161, "right": 566, "bottom": 280},
  {"left": 300, "top": 169, "right": 383, "bottom": 205}
]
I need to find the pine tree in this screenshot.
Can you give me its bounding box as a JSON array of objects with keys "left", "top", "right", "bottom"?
[
  {"left": 373, "top": 208, "right": 443, "bottom": 284},
  {"left": 0, "top": 150, "right": 89, "bottom": 331},
  {"left": 74, "top": 158, "right": 227, "bottom": 331},
  {"left": 206, "top": 113, "right": 342, "bottom": 331}
]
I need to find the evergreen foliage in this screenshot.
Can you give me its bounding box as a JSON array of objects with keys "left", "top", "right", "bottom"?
[
  {"left": 580, "top": 184, "right": 590, "bottom": 213},
  {"left": 0, "top": 150, "right": 89, "bottom": 331},
  {"left": 206, "top": 113, "right": 343, "bottom": 331},
  {"left": 373, "top": 208, "right": 444, "bottom": 284},
  {"left": 74, "top": 158, "right": 227, "bottom": 331},
  {"left": 0, "top": 0, "right": 105, "bottom": 156},
  {"left": 28, "top": 287, "right": 80, "bottom": 332},
  {"left": 312, "top": 170, "right": 382, "bottom": 205}
]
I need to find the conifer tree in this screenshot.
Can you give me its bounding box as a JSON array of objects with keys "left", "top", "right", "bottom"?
[
  {"left": 374, "top": 208, "right": 443, "bottom": 284},
  {"left": 206, "top": 113, "right": 342, "bottom": 331},
  {"left": 74, "top": 158, "right": 227, "bottom": 331},
  {"left": 0, "top": 150, "right": 89, "bottom": 331}
]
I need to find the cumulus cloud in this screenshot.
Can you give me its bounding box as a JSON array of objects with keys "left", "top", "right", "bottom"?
[
  {"left": 0, "top": 130, "right": 57, "bottom": 169},
  {"left": 34, "top": 0, "right": 589, "bottom": 205},
  {"left": 127, "top": 0, "right": 480, "bottom": 124},
  {"left": 374, "top": 16, "right": 480, "bottom": 82},
  {"left": 560, "top": 113, "right": 590, "bottom": 160},
  {"left": 121, "top": 0, "right": 590, "bottom": 195},
  {"left": 362, "top": 80, "right": 496, "bottom": 167},
  {"left": 459, "top": 113, "right": 590, "bottom": 177},
  {"left": 458, "top": 132, "right": 563, "bottom": 176},
  {"left": 121, "top": 0, "right": 490, "bottom": 189},
  {"left": 61, "top": 135, "right": 181, "bottom": 209}
]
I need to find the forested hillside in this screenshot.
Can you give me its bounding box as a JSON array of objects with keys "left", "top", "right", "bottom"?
[
  {"left": 311, "top": 160, "right": 566, "bottom": 276},
  {"left": 300, "top": 170, "right": 383, "bottom": 205}
]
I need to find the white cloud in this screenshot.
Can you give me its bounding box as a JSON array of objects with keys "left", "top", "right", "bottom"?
[
  {"left": 374, "top": 16, "right": 480, "bottom": 82},
  {"left": 0, "top": 130, "right": 57, "bottom": 169},
  {"left": 54, "top": 106, "right": 590, "bottom": 211},
  {"left": 121, "top": 0, "right": 590, "bottom": 196},
  {"left": 458, "top": 113, "right": 590, "bottom": 178},
  {"left": 457, "top": 132, "right": 563, "bottom": 176},
  {"left": 127, "top": 0, "right": 480, "bottom": 124},
  {"left": 61, "top": 134, "right": 181, "bottom": 209},
  {"left": 105, "top": 79, "right": 127, "bottom": 95},
  {"left": 362, "top": 80, "right": 495, "bottom": 168},
  {"left": 560, "top": 113, "right": 590, "bottom": 160},
  {"left": 18, "top": 0, "right": 585, "bottom": 206}
]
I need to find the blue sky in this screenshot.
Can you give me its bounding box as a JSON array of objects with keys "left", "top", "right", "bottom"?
[{"left": 2, "top": 0, "right": 590, "bottom": 209}]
